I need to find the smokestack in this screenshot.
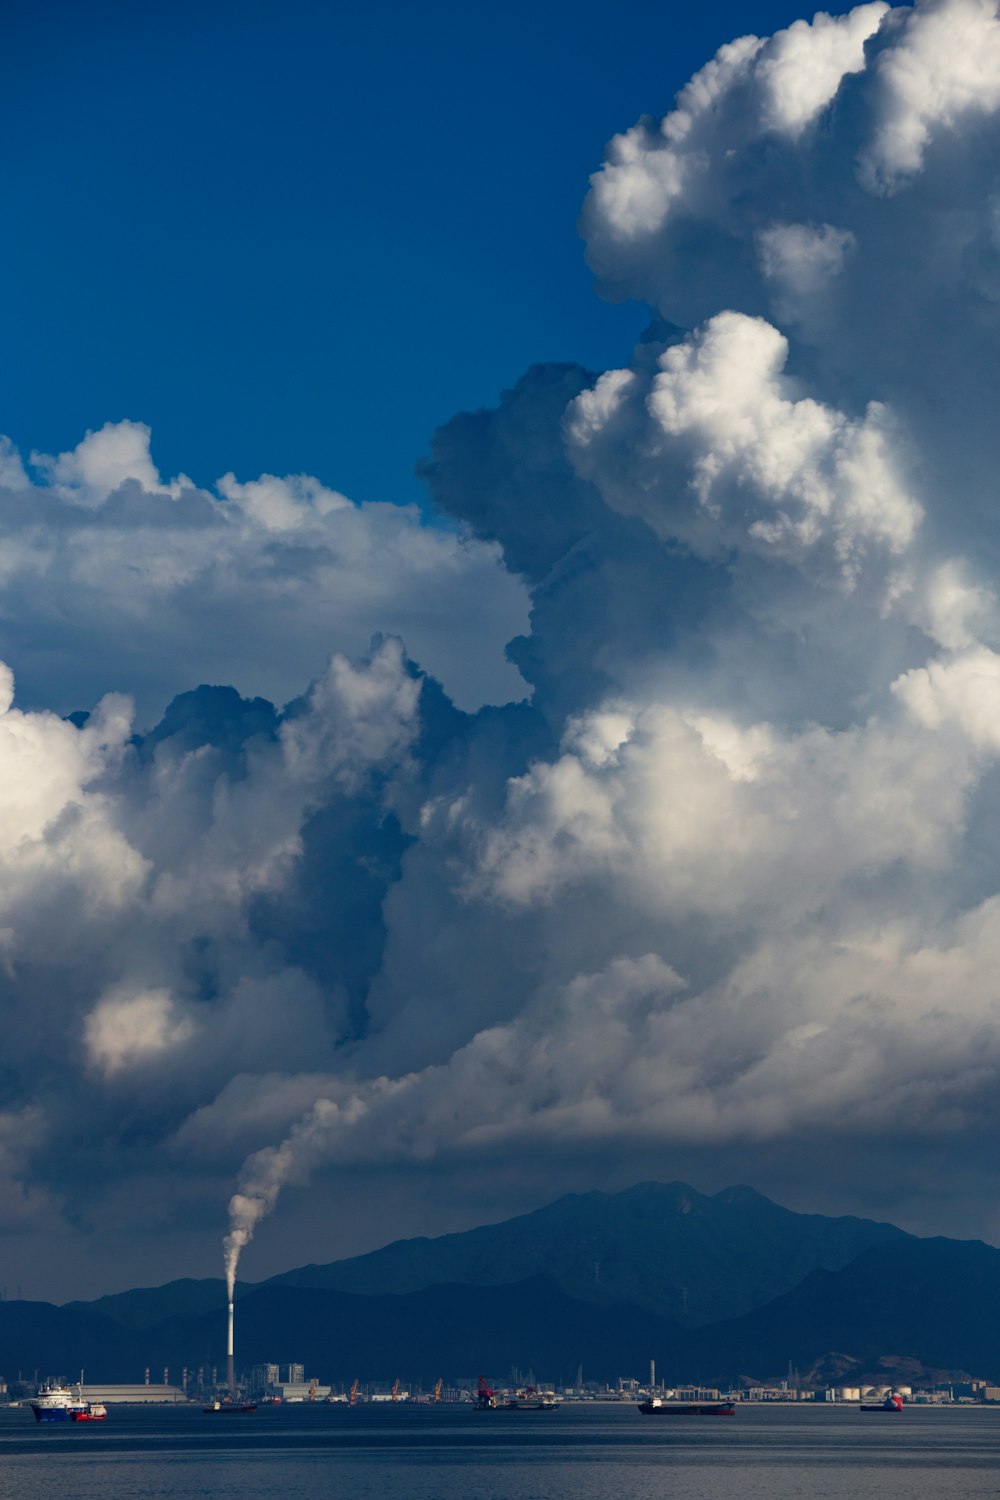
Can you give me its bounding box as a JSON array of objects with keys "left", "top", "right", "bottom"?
[{"left": 227, "top": 1299, "right": 235, "bottom": 1394}]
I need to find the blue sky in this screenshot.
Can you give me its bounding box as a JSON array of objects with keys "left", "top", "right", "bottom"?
[{"left": 4, "top": 0, "right": 852, "bottom": 507}]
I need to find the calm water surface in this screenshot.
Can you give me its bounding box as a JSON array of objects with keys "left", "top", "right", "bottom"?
[{"left": 1, "top": 1400, "right": 998, "bottom": 1500}]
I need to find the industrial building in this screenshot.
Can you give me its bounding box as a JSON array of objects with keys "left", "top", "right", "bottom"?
[{"left": 80, "top": 1384, "right": 188, "bottom": 1404}]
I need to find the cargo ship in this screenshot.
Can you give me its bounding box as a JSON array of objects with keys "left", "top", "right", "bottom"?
[
  {"left": 638, "top": 1397, "right": 735, "bottom": 1416},
  {"left": 203, "top": 1399, "right": 257, "bottom": 1414}
]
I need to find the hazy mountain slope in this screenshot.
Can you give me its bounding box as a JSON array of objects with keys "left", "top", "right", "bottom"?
[
  {"left": 13, "top": 1236, "right": 1000, "bottom": 1387},
  {"left": 686, "top": 1235, "right": 1000, "bottom": 1385},
  {"left": 66, "top": 1278, "right": 255, "bottom": 1331},
  {"left": 263, "top": 1180, "right": 907, "bottom": 1325},
  {"left": 145, "top": 1279, "right": 678, "bottom": 1387},
  {"left": 0, "top": 1301, "right": 146, "bottom": 1384},
  {"left": 197, "top": 1238, "right": 1000, "bottom": 1387}
]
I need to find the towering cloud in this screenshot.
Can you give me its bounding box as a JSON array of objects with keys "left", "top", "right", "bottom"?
[{"left": 7, "top": 0, "right": 1000, "bottom": 1293}]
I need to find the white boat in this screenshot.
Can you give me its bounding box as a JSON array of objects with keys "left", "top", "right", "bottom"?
[{"left": 30, "top": 1382, "right": 88, "bottom": 1423}]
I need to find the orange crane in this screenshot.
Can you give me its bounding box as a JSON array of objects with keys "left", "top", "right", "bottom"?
[
  {"left": 433, "top": 1379, "right": 442, "bottom": 1403},
  {"left": 348, "top": 1380, "right": 359, "bottom": 1406},
  {"left": 390, "top": 1379, "right": 400, "bottom": 1402},
  {"left": 308, "top": 1379, "right": 318, "bottom": 1402}
]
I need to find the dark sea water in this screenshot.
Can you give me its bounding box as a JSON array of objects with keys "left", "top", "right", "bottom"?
[{"left": 2, "top": 1400, "right": 999, "bottom": 1500}]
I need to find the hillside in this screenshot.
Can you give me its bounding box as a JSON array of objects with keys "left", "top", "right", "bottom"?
[
  {"left": 38, "top": 1179, "right": 1000, "bottom": 1391},
  {"left": 261, "top": 1180, "right": 907, "bottom": 1325},
  {"left": 66, "top": 1277, "right": 255, "bottom": 1331},
  {"left": 0, "top": 1300, "right": 149, "bottom": 1384},
  {"left": 685, "top": 1234, "right": 1000, "bottom": 1386},
  {"left": 12, "top": 1235, "right": 1000, "bottom": 1387}
]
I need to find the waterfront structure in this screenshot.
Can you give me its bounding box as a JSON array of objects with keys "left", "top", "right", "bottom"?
[
  {"left": 80, "top": 1384, "right": 187, "bottom": 1404},
  {"left": 278, "top": 1382, "right": 331, "bottom": 1401}
]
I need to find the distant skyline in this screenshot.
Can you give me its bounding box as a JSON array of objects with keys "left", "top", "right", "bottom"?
[{"left": 6, "top": 0, "right": 1000, "bottom": 1304}]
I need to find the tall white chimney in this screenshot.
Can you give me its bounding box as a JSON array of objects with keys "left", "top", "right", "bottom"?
[{"left": 227, "top": 1299, "right": 235, "bottom": 1393}]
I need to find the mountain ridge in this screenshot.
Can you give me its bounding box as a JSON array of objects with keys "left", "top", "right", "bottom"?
[
  {"left": 12, "top": 1236, "right": 1000, "bottom": 1389},
  {"left": 9, "top": 1182, "right": 998, "bottom": 1387},
  {"left": 258, "top": 1178, "right": 908, "bottom": 1325}
]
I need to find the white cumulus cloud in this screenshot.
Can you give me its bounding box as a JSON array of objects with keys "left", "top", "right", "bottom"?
[{"left": 0, "top": 421, "right": 529, "bottom": 721}]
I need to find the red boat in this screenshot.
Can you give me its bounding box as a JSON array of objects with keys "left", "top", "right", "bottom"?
[
  {"left": 474, "top": 1377, "right": 497, "bottom": 1410},
  {"left": 70, "top": 1404, "right": 107, "bottom": 1422}
]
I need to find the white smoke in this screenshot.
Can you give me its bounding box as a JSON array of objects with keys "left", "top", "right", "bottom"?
[{"left": 223, "top": 1090, "right": 388, "bottom": 1296}]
